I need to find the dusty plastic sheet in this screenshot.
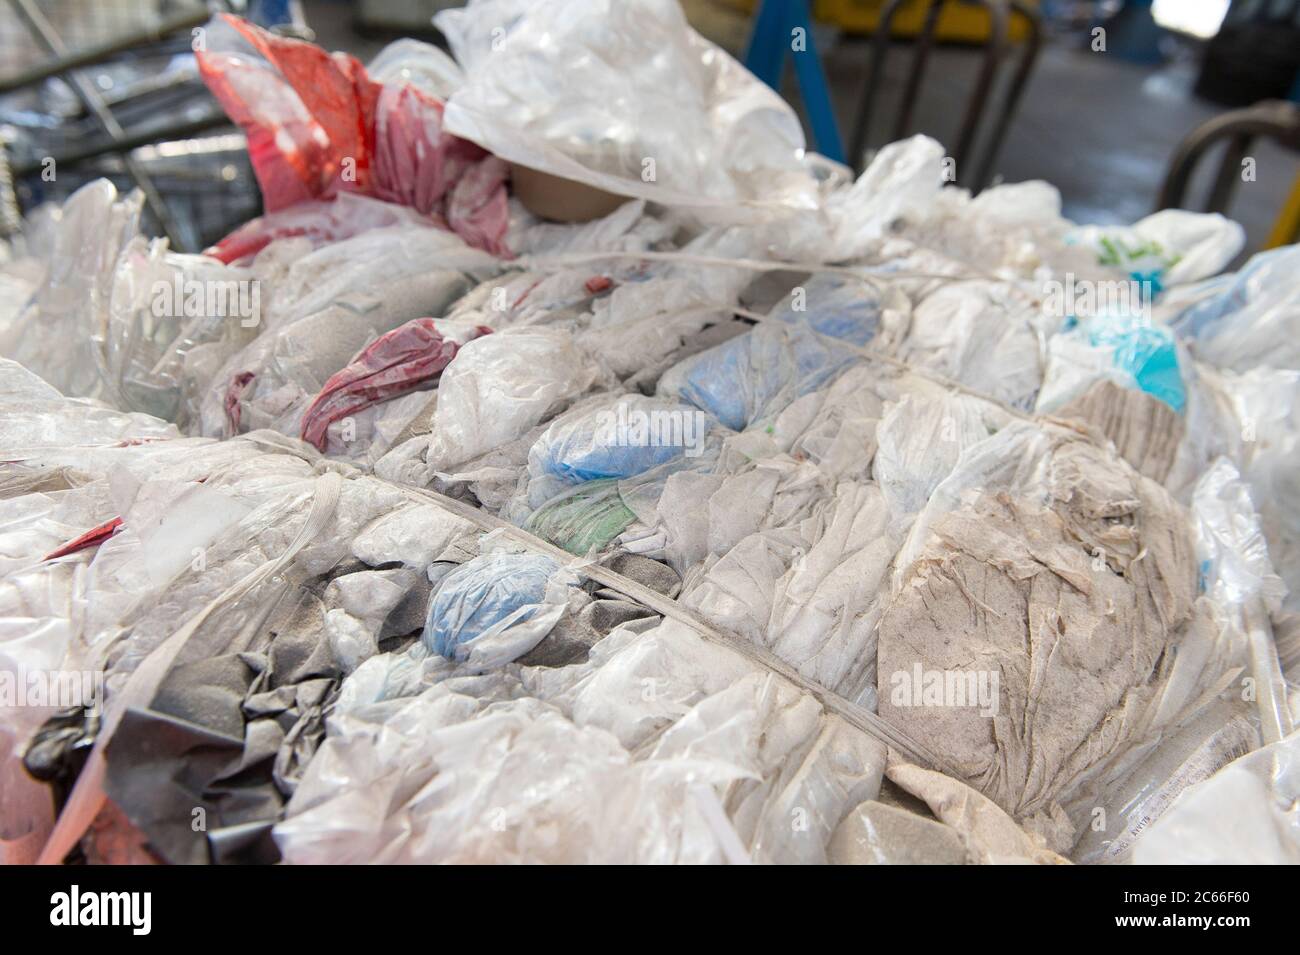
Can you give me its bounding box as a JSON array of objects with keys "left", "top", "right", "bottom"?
[
  {"left": 524, "top": 479, "right": 638, "bottom": 557},
  {"left": 426, "top": 327, "right": 611, "bottom": 472},
  {"left": 1038, "top": 312, "right": 1186, "bottom": 414},
  {"left": 1, "top": 359, "right": 909, "bottom": 864},
  {"left": 1167, "top": 244, "right": 1300, "bottom": 372},
  {"left": 206, "top": 193, "right": 435, "bottom": 265},
  {"left": 657, "top": 321, "right": 857, "bottom": 432},
  {"left": 876, "top": 421, "right": 1247, "bottom": 853},
  {"left": 0, "top": 181, "right": 143, "bottom": 400},
  {"left": 1065, "top": 209, "right": 1244, "bottom": 289},
  {"left": 530, "top": 394, "right": 716, "bottom": 485},
  {"left": 198, "top": 225, "right": 494, "bottom": 441}
]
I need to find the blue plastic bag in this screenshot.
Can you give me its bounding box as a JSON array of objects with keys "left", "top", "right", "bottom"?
[
  {"left": 659, "top": 322, "right": 855, "bottom": 431},
  {"left": 1088, "top": 314, "right": 1186, "bottom": 413},
  {"left": 422, "top": 552, "right": 560, "bottom": 660},
  {"left": 533, "top": 395, "right": 715, "bottom": 484},
  {"left": 768, "top": 274, "right": 881, "bottom": 347}
]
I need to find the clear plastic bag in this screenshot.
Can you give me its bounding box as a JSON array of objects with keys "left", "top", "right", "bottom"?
[
  {"left": 0, "top": 181, "right": 142, "bottom": 399},
  {"left": 435, "top": 0, "right": 815, "bottom": 217},
  {"left": 1167, "top": 244, "right": 1300, "bottom": 372},
  {"left": 657, "top": 322, "right": 856, "bottom": 432},
  {"left": 426, "top": 327, "right": 609, "bottom": 471}
]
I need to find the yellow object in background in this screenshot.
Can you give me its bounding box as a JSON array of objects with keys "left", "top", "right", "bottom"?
[
  {"left": 1265, "top": 173, "right": 1300, "bottom": 249},
  {"left": 718, "top": 0, "right": 1036, "bottom": 43}
]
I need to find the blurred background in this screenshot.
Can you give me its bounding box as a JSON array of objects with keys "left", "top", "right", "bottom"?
[{"left": 0, "top": 0, "right": 1295, "bottom": 257}]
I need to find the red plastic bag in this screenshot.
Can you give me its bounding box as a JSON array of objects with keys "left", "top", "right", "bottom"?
[
  {"left": 299, "top": 318, "right": 491, "bottom": 451},
  {"left": 197, "top": 15, "right": 509, "bottom": 256}
]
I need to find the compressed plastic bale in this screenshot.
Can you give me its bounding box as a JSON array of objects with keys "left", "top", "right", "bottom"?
[
  {"left": 877, "top": 424, "right": 1245, "bottom": 852},
  {"left": 12, "top": 5, "right": 1300, "bottom": 866},
  {"left": 421, "top": 551, "right": 568, "bottom": 667}
]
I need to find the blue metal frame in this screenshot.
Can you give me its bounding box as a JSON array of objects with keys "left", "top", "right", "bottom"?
[{"left": 744, "top": 0, "right": 845, "bottom": 163}]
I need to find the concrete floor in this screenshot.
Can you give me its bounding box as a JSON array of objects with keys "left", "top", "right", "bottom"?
[
  {"left": 302, "top": 0, "right": 1296, "bottom": 256},
  {"left": 813, "top": 35, "right": 1294, "bottom": 254}
]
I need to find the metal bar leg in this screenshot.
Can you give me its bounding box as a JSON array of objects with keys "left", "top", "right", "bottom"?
[
  {"left": 1205, "top": 131, "right": 1254, "bottom": 214},
  {"left": 788, "top": 0, "right": 846, "bottom": 162},
  {"left": 1156, "top": 101, "right": 1300, "bottom": 211},
  {"left": 743, "top": 0, "right": 788, "bottom": 89},
  {"left": 849, "top": 0, "right": 909, "bottom": 172},
  {"left": 892, "top": 0, "right": 945, "bottom": 141},
  {"left": 949, "top": 0, "right": 1007, "bottom": 181},
  {"left": 969, "top": 0, "right": 1041, "bottom": 192}
]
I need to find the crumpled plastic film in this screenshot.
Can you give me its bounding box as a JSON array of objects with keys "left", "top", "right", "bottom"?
[{"left": 435, "top": 0, "right": 815, "bottom": 215}]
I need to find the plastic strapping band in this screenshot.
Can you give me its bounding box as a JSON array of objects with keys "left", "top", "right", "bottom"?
[{"left": 398, "top": 482, "right": 961, "bottom": 777}]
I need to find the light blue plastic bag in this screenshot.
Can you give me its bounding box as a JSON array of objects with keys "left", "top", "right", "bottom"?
[{"left": 422, "top": 552, "right": 560, "bottom": 660}]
